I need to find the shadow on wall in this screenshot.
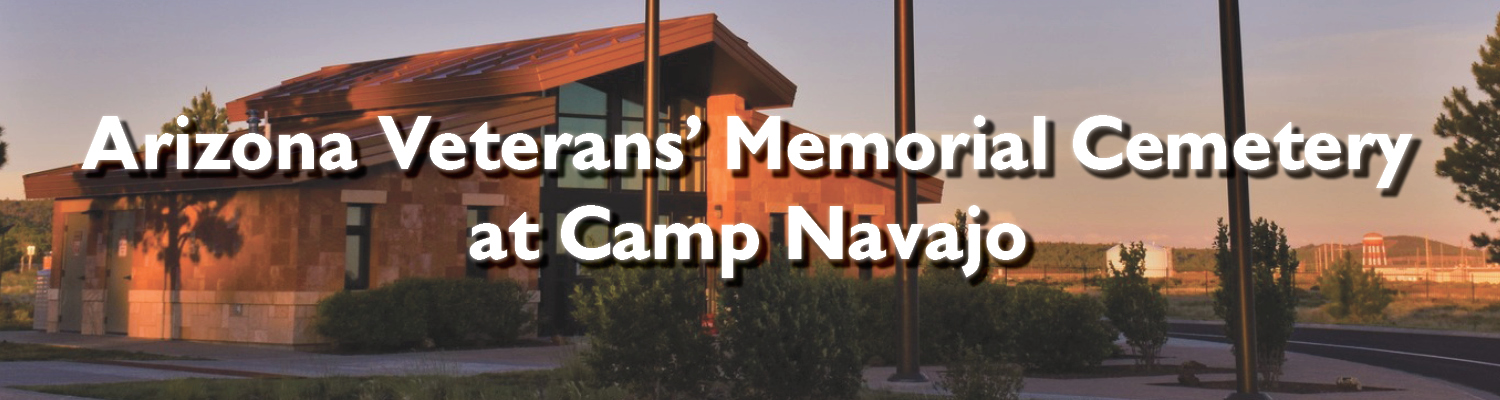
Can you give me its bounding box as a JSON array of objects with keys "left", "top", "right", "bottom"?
[{"left": 123, "top": 191, "right": 244, "bottom": 339}]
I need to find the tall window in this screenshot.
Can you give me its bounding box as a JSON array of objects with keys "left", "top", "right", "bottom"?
[
  {"left": 344, "top": 205, "right": 372, "bottom": 290},
  {"left": 857, "top": 215, "right": 873, "bottom": 280},
  {"left": 550, "top": 82, "right": 705, "bottom": 193},
  {"left": 556, "top": 83, "right": 610, "bottom": 189},
  {"left": 674, "top": 98, "right": 706, "bottom": 193},
  {"left": 769, "top": 213, "right": 787, "bottom": 252},
  {"left": 556, "top": 212, "right": 609, "bottom": 276},
  {"left": 465, "top": 206, "right": 493, "bottom": 279}
]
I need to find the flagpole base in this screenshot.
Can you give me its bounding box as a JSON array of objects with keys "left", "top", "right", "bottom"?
[{"left": 887, "top": 372, "right": 928, "bottom": 383}]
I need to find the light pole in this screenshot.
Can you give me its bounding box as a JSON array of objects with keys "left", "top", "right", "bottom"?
[
  {"left": 642, "top": 0, "right": 660, "bottom": 236},
  {"left": 888, "top": 0, "right": 925, "bottom": 383},
  {"left": 1218, "top": 0, "right": 1269, "bottom": 398}
]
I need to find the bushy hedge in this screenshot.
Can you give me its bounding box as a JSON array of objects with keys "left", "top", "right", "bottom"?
[
  {"left": 314, "top": 278, "right": 531, "bottom": 352},
  {"left": 853, "top": 272, "right": 1116, "bottom": 373},
  {"left": 572, "top": 266, "right": 718, "bottom": 398},
  {"left": 718, "top": 253, "right": 865, "bottom": 400}
]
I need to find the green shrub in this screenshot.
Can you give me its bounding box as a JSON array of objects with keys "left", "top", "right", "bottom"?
[
  {"left": 718, "top": 249, "right": 865, "bottom": 400},
  {"left": 917, "top": 274, "right": 1009, "bottom": 365},
  {"left": 937, "top": 347, "right": 1024, "bottom": 400},
  {"left": 1003, "top": 284, "right": 1117, "bottom": 373},
  {"left": 853, "top": 272, "right": 1115, "bottom": 373},
  {"left": 572, "top": 266, "right": 717, "bottom": 399},
  {"left": 390, "top": 278, "right": 532, "bottom": 347},
  {"left": 1211, "top": 218, "right": 1299, "bottom": 386},
  {"left": 1318, "top": 251, "right": 1393, "bottom": 322},
  {"left": 313, "top": 278, "right": 531, "bottom": 352},
  {"left": 1103, "top": 242, "right": 1169, "bottom": 369}
]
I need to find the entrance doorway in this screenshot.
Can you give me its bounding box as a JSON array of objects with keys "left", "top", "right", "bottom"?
[
  {"left": 58, "top": 213, "right": 89, "bottom": 332},
  {"left": 105, "top": 211, "right": 134, "bottom": 334}
]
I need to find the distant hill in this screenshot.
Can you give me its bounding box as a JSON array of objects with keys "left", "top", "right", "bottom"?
[
  {"left": 1023, "top": 242, "right": 1114, "bottom": 273},
  {"left": 1016, "top": 234, "right": 1481, "bottom": 276},
  {"left": 1020, "top": 241, "right": 1218, "bottom": 273},
  {"left": 1295, "top": 235, "right": 1488, "bottom": 270}
]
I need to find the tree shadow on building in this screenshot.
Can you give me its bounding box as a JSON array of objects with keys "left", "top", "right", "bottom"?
[{"left": 127, "top": 191, "right": 243, "bottom": 339}]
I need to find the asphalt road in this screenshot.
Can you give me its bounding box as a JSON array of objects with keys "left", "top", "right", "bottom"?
[{"left": 1169, "top": 321, "right": 1500, "bottom": 396}]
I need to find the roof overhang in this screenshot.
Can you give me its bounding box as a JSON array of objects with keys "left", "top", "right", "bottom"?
[{"left": 226, "top": 14, "right": 795, "bottom": 121}]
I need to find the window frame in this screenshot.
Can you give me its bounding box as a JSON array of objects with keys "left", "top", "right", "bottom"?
[{"left": 344, "top": 204, "right": 373, "bottom": 291}]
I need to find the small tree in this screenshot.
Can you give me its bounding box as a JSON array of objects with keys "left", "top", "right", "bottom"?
[
  {"left": 1436, "top": 12, "right": 1500, "bottom": 263},
  {"left": 1212, "top": 218, "right": 1299, "bottom": 387},
  {"left": 1319, "top": 251, "right": 1393, "bottom": 322},
  {"left": 1102, "top": 242, "right": 1168, "bottom": 369},
  {"left": 0, "top": 125, "right": 9, "bottom": 169},
  {"left": 160, "top": 89, "right": 228, "bottom": 137},
  {"left": 572, "top": 266, "right": 718, "bottom": 399}
]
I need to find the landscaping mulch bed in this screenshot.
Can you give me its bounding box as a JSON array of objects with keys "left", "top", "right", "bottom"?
[{"left": 1151, "top": 380, "right": 1402, "bottom": 394}]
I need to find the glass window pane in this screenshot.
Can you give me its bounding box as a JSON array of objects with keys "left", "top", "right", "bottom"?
[
  {"left": 620, "top": 120, "right": 645, "bottom": 191},
  {"left": 346, "top": 206, "right": 363, "bottom": 226},
  {"left": 555, "top": 118, "right": 610, "bottom": 189},
  {"left": 622, "top": 98, "right": 643, "bottom": 119},
  {"left": 345, "top": 235, "right": 362, "bottom": 282},
  {"left": 559, "top": 117, "right": 607, "bottom": 136},
  {"left": 555, "top": 213, "right": 568, "bottom": 253},
  {"left": 678, "top": 159, "right": 703, "bottom": 192},
  {"left": 559, "top": 83, "right": 607, "bottom": 116},
  {"left": 621, "top": 120, "right": 644, "bottom": 136}
]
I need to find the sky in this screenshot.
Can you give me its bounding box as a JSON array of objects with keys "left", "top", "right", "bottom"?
[{"left": 1, "top": 0, "right": 1497, "bottom": 248}]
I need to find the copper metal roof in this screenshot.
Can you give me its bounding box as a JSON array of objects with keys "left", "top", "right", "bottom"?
[
  {"left": 226, "top": 13, "right": 796, "bottom": 120},
  {"left": 25, "top": 14, "right": 947, "bottom": 203}
]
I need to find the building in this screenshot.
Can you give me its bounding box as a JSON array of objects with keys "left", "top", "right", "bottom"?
[
  {"left": 1105, "top": 243, "right": 1173, "bottom": 278},
  {"left": 1362, "top": 232, "right": 1388, "bottom": 268},
  {"left": 21, "top": 14, "right": 942, "bottom": 345}
]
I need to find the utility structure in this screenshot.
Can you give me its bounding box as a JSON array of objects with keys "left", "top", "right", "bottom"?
[
  {"left": 889, "top": 0, "right": 925, "bottom": 383},
  {"left": 1218, "top": 0, "right": 1270, "bottom": 398}
]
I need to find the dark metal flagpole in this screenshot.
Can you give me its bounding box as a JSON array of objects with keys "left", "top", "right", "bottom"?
[
  {"left": 643, "top": 0, "right": 660, "bottom": 234},
  {"left": 889, "top": 0, "right": 925, "bottom": 383},
  {"left": 1218, "top": 0, "right": 1270, "bottom": 398}
]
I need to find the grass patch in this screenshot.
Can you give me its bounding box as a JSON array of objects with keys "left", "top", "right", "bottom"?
[
  {"left": 1166, "top": 294, "right": 1219, "bottom": 321},
  {"left": 19, "top": 368, "right": 946, "bottom": 400},
  {"left": 0, "top": 270, "right": 36, "bottom": 331},
  {"left": 0, "top": 341, "right": 201, "bottom": 362}
]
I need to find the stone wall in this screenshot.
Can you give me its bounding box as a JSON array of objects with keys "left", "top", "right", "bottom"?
[
  {"left": 706, "top": 94, "right": 902, "bottom": 277},
  {"left": 45, "top": 161, "right": 542, "bottom": 345}
]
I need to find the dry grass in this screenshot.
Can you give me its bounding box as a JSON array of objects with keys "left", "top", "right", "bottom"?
[
  {"left": 0, "top": 270, "right": 37, "bottom": 330},
  {"left": 1167, "top": 292, "right": 1500, "bottom": 333}
]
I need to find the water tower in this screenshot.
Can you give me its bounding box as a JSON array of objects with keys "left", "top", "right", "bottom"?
[{"left": 1362, "top": 232, "right": 1388, "bottom": 268}]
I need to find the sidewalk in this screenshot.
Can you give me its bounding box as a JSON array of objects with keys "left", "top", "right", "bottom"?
[
  {"left": 869, "top": 337, "right": 1500, "bottom": 400},
  {"left": 0, "top": 330, "right": 571, "bottom": 381},
  {"left": 3, "top": 330, "right": 1498, "bottom": 399}
]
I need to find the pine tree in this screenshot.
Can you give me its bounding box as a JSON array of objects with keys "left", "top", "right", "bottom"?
[
  {"left": 1436, "top": 12, "right": 1500, "bottom": 263},
  {"left": 0, "top": 125, "right": 8, "bottom": 169},
  {"left": 160, "top": 89, "right": 228, "bottom": 137}
]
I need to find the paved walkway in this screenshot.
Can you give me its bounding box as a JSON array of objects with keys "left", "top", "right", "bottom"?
[
  {"left": 869, "top": 337, "right": 1500, "bottom": 400},
  {"left": 3, "top": 331, "right": 1498, "bottom": 399}
]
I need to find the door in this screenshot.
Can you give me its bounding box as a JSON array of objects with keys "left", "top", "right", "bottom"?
[
  {"left": 105, "top": 211, "right": 134, "bottom": 334},
  {"left": 58, "top": 213, "right": 89, "bottom": 332}
]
